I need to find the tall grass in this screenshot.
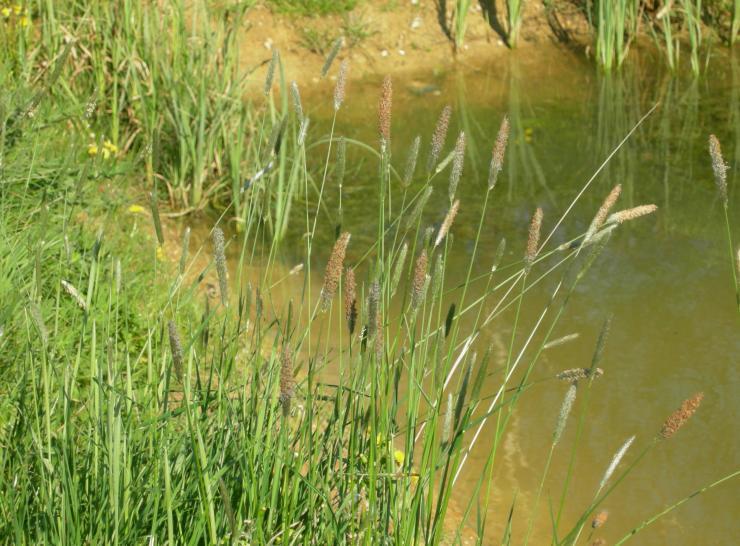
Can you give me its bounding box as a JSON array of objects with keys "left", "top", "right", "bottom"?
[
  {"left": 506, "top": 0, "right": 525, "bottom": 47},
  {"left": 592, "top": 0, "right": 639, "bottom": 70},
  {"left": 1, "top": 3, "right": 737, "bottom": 545},
  {"left": 452, "top": 0, "right": 473, "bottom": 51}
]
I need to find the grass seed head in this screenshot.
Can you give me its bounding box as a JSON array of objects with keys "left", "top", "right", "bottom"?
[
  {"left": 264, "top": 47, "right": 278, "bottom": 95},
  {"left": 411, "top": 249, "right": 429, "bottom": 310},
  {"left": 553, "top": 383, "right": 577, "bottom": 445},
  {"left": 427, "top": 105, "right": 452, "bottom": 174},
  {"left": 378, "top": 75, "right": 392, "bottom": 146},
  {"left": 334, "top": 59, "right": 348, "bottom": 111},
  {"left": 290, "top": 81, "right": 304, "bottom": 124},
  {"left": 525, "top": 207, "right": 543, "bottom": 270},
  {"left": 403, "top": 135, "right": 421, "bottom": 188},
  {"left": 321, "top": 232, "right": 351, "bottom": 311},
  {"left": 659, "top": 392, "right": 704, "bottom": 439},
  {"left": 586, "top": 184, "right": 622, "bottom": 242},
  {"left": 556, "top": 367, "right": 604, "bottom": 382},
  {"left": 279, "top": 345, "right": 295, "bottom": 417},
  {"left": 708, "top": 134, "right": 728, "bottom": 205},
  {"left": 212, "top": 227, "right": 229, "bottom": 307},
  {"left": 449, "top": 131, "right": 466, "bottom": 203},
  {"left": 488, "top": 115, "right": 510, "bottom": 190},
  {"left": 168, "top": 320, "right": 184, "bottom": 381},
  {"left": 344, "top": 267, "right": 357, "bottom": 335},
  {"left": 435, "top": 199, "right": 460, "bottom": 247},
  {"left": 607, "top": 204, "right": 657, "bottom": 225},
  {"left": 592, "top": 510, "right": 609, "bottom": 529}
]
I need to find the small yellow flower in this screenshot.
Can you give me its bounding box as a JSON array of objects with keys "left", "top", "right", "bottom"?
[
  {"left": 1, "top": 8, "right": 11, "bottom": 18},
  {"left": 156, "top": 245, "right": 165, "bottom": 261},
  {"left": 87, "top": 143, "right": 99, "bottom": 156},
  {"left": 19, "top": 15, "right": 29, "bottom": 27},
  {"left": 393, "top": 450, "right": 405, "bottom": 466},
  {"left": 12, "top": 4, "right": 22, "bottom": 15},
  {"left": 127, "top": 204, "right": 146, "bottom": 214},
  {"left": 102, "top": 139, "right": 118, "bottom": 158}
]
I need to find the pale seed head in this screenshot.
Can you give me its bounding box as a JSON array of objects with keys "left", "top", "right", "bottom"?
[
  {"left": 435, "top": 200, "right": 460, "bottom": 247},
  {"left": 708, "top": 134, "right": 728, "bottom": 205}
]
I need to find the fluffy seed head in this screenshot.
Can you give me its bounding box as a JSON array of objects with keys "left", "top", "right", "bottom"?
[
  {"left": 61, "top": 280, "right": 88, "bottom": 311},
  {"left": 592, "top": 510, "right": 609, "bottom": 529},
  {"left": 448, "top": 131, "right": 466, "bottom": 203},
  {"left": 264, "top": 48, "right": 278, "bottom": 95},
  {"left": 168, "top": 320, "right": 184, "bottom": 381},
  {"left": 334, "top": 59, "right": 348, "bottom": 111},
  {"left": 411, "top": 249, "right": 429, "bottom": 310},
  {"left": 708, "top": 134, "right": 728, "bottom": 205},
  {"left": 525, "top": 207, "right": 543, "bottom": 270},
  {"left": 659, "top": 392, "right": 704, "bottom": 439},
  {"left": 553, "top": 383, "right": 577, "bottom": 445},
  {"left": 336, "top": 137, "right": 347, "bottom": 188},
  {"left": 344, "top": 267, "right": 357, "bottom": 335},
  {"left": 212, "top": 227, "right": 229, "bottom": 307},
  {"left": 290, "top": 81, "right": 304, "bottom": 124},
  {"left": 555, "top": 367, "right": 604, "bottom": 382},
  {"left": 279, "top": 345, "right": 295, "bottom": 417},
  {"left": 435, "top": 199, "right": 460, "bottom": 247},
  {"left": 599, "top": 436, "right": 635, "bottom": 490},
  {"left": 607, "top": 204, "right": 657, "bottom": 225},
  {"left": 378, "top": 75, "right": 392, "bottom": 146},
  {"left": 427, "top": 105, "right": 452, "bottom": 174},
  {"left": 320, "top": 232, "right": 351, "bottom": 312},
  {"left": 402, "top": 135, "right": 421, "bottom": 188},
  {"left": 586, "top": 184, "right": 622, "bottom": 242},
  {"left": 442, "top": 392, "right": 454, "bottom": 445},
  {"left": 390, "top": 242, "right": 409, "bottom": 296},
  {"left": 367, "top": 280, "right": 381, "bottom": 339},
  {"left": 488, "top": 115, "right": 510, "bottom": 190},
  {"left": 321, "top": 37, "right": 343, "bottom": 77}
]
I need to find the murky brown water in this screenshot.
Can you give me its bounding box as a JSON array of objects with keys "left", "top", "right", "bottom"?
[{"left": 224, "top": 46, "right": 740, "bottom": 544}]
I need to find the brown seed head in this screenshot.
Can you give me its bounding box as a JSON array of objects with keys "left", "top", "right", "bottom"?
[
  {"left": 659, "top": 392, "right": 704, "bottom": 439},
  {"left": 592, "top": 510, "right": 609, "bottom": 529},
  {"left": 708, "top": 134, "right": 728, "bottom": 205},
  {"left": 411, "top": 249, "right": 429, "bottom": 310},
  {"left": 321, "top": 232, "right": 351, "bottom": 311},
  {"left": 488, "top": 115, "right": 510, "bottom": 190},
  {"left": 378, "top": 75, "right": 392, "bottom": 146},
  {"left": 279, "top": 345, "right": 295, "bottom": 417},
  {"left": 427, "top": 105, "right": 452, "bottom": 174},
  {"left": 435, "top": 199, "right": 460, "bottom": 247},
  {"left": 555, "top": 367, "right": 604, "bottom": 382},
  {"left": 608, "top": 204, "right": 657, "bottom": 225},
  {"left": 525, "top": 207, "right": 543, "bottom": 269},
  {"left": 367, "top": 280, "right": 381, "bottom": 339},
  {"left": 344, "top": 267, "right": 357, "bottom": 335},
  {"left": 212, "top": 227, "right": 229, "bottom": 307}
]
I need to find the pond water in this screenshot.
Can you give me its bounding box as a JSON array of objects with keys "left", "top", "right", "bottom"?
[{"left": 241, "top": 46, "right": 739, "bottom": 544}]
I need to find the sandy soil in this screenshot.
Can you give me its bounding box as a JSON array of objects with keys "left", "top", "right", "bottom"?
[{"left": 238, "top": 0, "right": 591, "bottom": 93}]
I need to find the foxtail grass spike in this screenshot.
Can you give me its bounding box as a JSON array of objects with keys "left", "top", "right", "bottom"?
[
  {"left": 61, "top": 280, "right": 88, "bottom": 312},
  {"left": 553, "top": 383, "right": 577, "bottom": 445},
  {"left": 525, "top": 207, "right": 543, "bottom": 271},
  {"left": 149, "top": 191, "right": 164, "bottom": 246},
  {"left": 368, "top": 280, "right": 381, "bottom": 339},
  {"left": 411, "top": 249, "right": 428, "bottom": 310},
  {"left": 544, "top": 333, "right": 581, "bottom": 350},
  {"left": 592, "top": 510, "right": 609, "bottom": 529},
  {"left": 344, "top": 267, "right": 357, "bottom": 335},
  {"left": 708, "top": 134, "right": 728, "bottom": 206},
  {"left": 279, "top": 345, "right": 295, "bottom": 417},
  {"left": 334, "top": 60, "right": 348, "bottom": 111},
  {"left": 321, "top": 37, "right": 343, "bottom": 78},
  {"left": 167, "top": 320, "right": 183, "bottom": 381},
  {"left": 435, "top": 199, "right": 460, "bottom": 247},
  {"left": 431, "top": 254, "right": 444, "bottom": 301},
  {"left": 212, "top": 227, "right": 229, "bottom": 307},
  {"left": 378, "top": 75, "right": 392, "bottom": 147},
  {"left": 488, "top": 115, "right": 510, "bottom": 190},
  {"left": 336, "top": 137, "right": 346, "bottom": 188},
  {"left": 402, "top": 135, "right": 421, "bottom": 188},
  {"left": 390, "top": 242, "right": 408, "bottom": 296},
  {"left": 591, "top": 315, "right": 613, "bottom": 370},
  {"left": 179, "top": 226, "right": 190, "bottom": 276},
  {"left": 442, "top": 392, "right": 454, "bottom": 445},
  {"left": 320, "top": 232, "right": 351, "bottom": 312},
  {"left": 298, "top": 118, "right": 310, "bottom": 146},
  {"left": 290, "top": 81, "right": 304, "bottom": 124},
  {"left": 555, "top": 367, "right": 603, "bottom": 382},
  {"left": 607, "top": 204, "right": 658, "bottom": 225},
  {"left": 448, "top": 131, "right": 466, "bottom": 204},
  {"left": 264, "top": 48, "right": 278, "bottom": 95},
  {"left": 427, "top": 105, "right": 452, "bottom": 174},
  {"left": 599, "top": 436, "right": 635, "bottom": 490},
  {"left": 659, "top": 392, "right": 704, "bottom": 439},
  {"left": 492, "top": 238, "right": 506, "bottom": 272},
  {"left": 586, "top": 184, "right": 622, "bottom": 243}
]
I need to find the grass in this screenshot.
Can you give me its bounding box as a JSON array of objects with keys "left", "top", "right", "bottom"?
[{"left": 1, "top": 1, "right": 738, "bottom": 544}]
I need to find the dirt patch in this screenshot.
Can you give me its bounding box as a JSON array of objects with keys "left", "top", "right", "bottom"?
[{"left": 238, "top": 1, "right": 591, "bottom": 93}]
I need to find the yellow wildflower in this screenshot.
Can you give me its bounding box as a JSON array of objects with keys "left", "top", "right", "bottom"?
[
  {"left": 1, "top": 8, "right": 11, "bottom": 18},
  {"left": 12, "top": 4, "right": 22, "bottom": 15},
  {"left": 127, "top": 204, "right": 146, "bottom": 214},
  {"left": 87, "top": 143, "right": 99, "bottom": 156},
  {"left": 102, "top": 139, "right": 118, "bottom": 159},
  {"left": 393, "top": 450, "right": 405, "bottom": 466},
  {"left": 156, "top": 245, "right": 165, "bottom": 262},
  {"left": 19, "top": 15, "right": 29, "bottom": 27}
]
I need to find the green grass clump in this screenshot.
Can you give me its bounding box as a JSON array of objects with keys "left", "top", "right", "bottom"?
[
  {"left": 1, "top": 3, "right": 737, "bottom": 545},
  {"left": 268, "top": 0, "right": 360, "bottom": 16}
]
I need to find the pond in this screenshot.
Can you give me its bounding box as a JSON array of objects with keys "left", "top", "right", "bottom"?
[{"left": 231, "top": 46, "right": 739, "bottom": 544}]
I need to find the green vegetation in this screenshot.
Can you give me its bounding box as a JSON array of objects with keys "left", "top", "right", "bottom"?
[
  {"left": 507, "top": 0, "right": 525, "bottom": 47},
  {"left": 1, "top": 1, "right": 737, "bottom": 545},
  {"left": 268, "top": 0, "right": 360, "bottom": 16}
]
